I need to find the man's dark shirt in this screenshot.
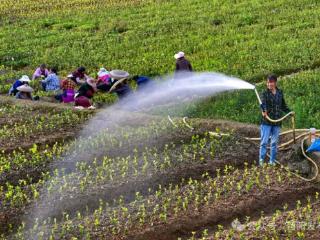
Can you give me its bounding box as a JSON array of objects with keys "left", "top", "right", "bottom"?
[{"left": 260, "top": 88, "right": 290, "bottom": 126}]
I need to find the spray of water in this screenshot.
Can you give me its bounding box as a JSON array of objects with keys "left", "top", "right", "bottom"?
[
  {"left": 120, "top": 72, "right": 255, "bottom": 110},
  {"left": 22, "top": 72, "right": 255, "bottom": 237}
]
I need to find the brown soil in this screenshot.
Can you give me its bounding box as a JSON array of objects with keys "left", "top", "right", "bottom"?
[
  {"left": 303, "top": 230, "right": 320, "bottom": 240},
  {"left": 24, "top": 135, "right": 258, "bottom": 220},
  {"left": 125, "top": 181, "right": 319, "bottom": 240},
  {"left": 1, "top": 108, "right": 260, "bottom": 188},
  {"left": 1, "top": 129, "right": 75, "bottom": 153},
  {"left": 0, "top": 135, "right": 258, "bottom": 233},
  {"left": 0, "top": 96, "right": 89, "bottom": 153},
  {"left": 3, "top": 97, "right": 295, "bottom": 238}
]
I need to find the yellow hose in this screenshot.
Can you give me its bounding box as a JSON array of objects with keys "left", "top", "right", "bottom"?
[
  {"left": 167, "top": 115, "right": 178, "bottom": 128},
  {"left": 183, "top": 117, "right": 194, "bottom": 130},
  {"left": 265, "top": 111, "right": 296, "bottom": 143},
  {"left": 108, "top": 78, "right": 127, "bottom": 93},
  {"left": 246, "top": 111, "right": 319, "bottom": 182},
  {"left": 295, "top": 136, "right": 319, "bottom": 181},
  {"left": 167, "top": 112, "right": 319, "bottom": 182}
]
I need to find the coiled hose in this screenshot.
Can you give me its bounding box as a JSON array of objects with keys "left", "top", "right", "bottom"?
[
  {"left": 246, "top": 112, "right": 319, "bottom": 182},
  {"left": 168, "top": 113, "right": 319, "bottom": 182}
]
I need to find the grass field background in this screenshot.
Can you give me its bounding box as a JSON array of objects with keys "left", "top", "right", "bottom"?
[{"left": 1, "top": 0, "right": 320, "bottom": 127}]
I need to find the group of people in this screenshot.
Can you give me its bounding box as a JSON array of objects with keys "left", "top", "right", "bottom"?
[
  {"left": 8, "top": 65, "right": 150, "bottom": 108},
  {"left": 6, "top": 50, "right": 295, "bottom": 166},
  {"left": 8, "top": 51, "right": 193, "bottom": 109}
]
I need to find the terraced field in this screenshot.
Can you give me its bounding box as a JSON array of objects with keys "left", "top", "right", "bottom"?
[{"left": 1, "top": 0, "right": 320, "bottom": 239}]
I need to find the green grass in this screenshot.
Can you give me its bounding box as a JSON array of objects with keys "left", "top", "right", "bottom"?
[
  {"left": 159, "top": 69, "right": 320, "bottom": 129},
  {"left": 1, "top": 0, "right": 320, "bottom": 79},
  {"left": 1, "top": 0, "right": 320, "bottom": 126}
]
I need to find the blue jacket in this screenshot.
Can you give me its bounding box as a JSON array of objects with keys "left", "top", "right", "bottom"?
[
  {"left": 8, "top": 80, "right": 24, "bottom": 95},
  {"left": 42, "top": 73, "right": 60, "bottom": 91}
]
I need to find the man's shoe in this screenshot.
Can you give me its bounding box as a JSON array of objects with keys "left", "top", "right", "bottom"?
[
  {"left": 269, "top": 161, "right": 276, "bottom": 166},
  {"left": 259, "top": 159, "right": 264, "bottom": 167}
]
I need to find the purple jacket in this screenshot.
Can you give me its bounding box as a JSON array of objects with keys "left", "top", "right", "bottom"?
[{"left": 32, "top": 68, "right": 49, "bottom": 80}]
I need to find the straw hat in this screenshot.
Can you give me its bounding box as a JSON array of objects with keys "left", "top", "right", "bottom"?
[
  {"left": 17, "top": 84, "right": 33, "bottom": 93},
  {"left": 19, "top": 75, "right": 31, "bottom": 82},
  {"left": 174, "top": 51, "right": 185, "bottom": 59},
  {"left": 110, "top": 70, "right": 129, "bottom": 80}
]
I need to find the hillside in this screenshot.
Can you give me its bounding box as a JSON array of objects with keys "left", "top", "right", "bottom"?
[{"left": 1, "top": 1, "right": 320, "bottom": 239}]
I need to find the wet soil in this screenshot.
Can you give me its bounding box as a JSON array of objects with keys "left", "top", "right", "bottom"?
[{"left": 125, "top": 181, "right": 319, "bottom": 240}]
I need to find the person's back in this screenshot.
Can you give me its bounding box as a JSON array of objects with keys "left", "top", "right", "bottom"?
[
  {"left": 174, "top": 51, "right": 192, "bottom": 73},
  {"left": 74, "top": 79, "right": 97, "bottom": 108},
  {"left": 132, "top": 75, "right": 155, "bottom": 92},
  {"left": 9, "top": 80, "right": 23, "bottom": 95},
  {"left": 61, "top": 78, "right": 77, "bottom": 91},
  {"left": 114, "top": 83, "right": 131, "bottom": 99},
  {"left": 8, "top": 75, "right": 31, "bottom": 96},
  {"left": 76, "top": 78, "right": 97, "bottom": 98},
  {"left": 175, "top": 57, "right": 193, "bottom": 72},
  {"left": 42, "top": 68, "right": 60, "bottom": 91},
  {"left": 77, "top": 83, "right": 94, "bottom": 99}
]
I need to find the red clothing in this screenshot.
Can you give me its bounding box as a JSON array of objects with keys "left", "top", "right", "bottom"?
[
  {"left": 75, "top": 96, "right": 91, "bottom": 108},
  {"left": 77, "top": 83, "right": 95, "bottom": 99},
  {"left": 72, "top": 70, "right": 85, "bottom": 79},
  {"left": 62, "top": 79, "right": 77, "bottom": 90}
]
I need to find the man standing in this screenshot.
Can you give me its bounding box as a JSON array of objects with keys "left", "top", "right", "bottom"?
[
  {"left": 259, "top": 74, "right": 292, "bottom": 166},
  {"left": 174, "top": 51, "right": 193, "bottom": 78}
]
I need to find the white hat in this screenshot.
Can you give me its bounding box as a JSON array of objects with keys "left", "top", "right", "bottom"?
[
  {"left": 174, "top": 51, "right": 185, "bottom": 59},
  {"left": 19, "top": 75, "right": 31, "bottom": 82},
  {"left": 98, "top": 68, "right": 109, "bottom": 78},
  {"left": 17, "top": 84, "right": 33, "bottom": 93},
  {"left": 110, "top": 70, "right": 129, "bottom": 80}
]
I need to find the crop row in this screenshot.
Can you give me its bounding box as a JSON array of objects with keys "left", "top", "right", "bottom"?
[
  {"left": 0, "top": 116, "right": 200, "bottom": 184},
  {"left": 192, "top": 193, "right": 320, "bottom": 240},
  {"left": 0, "top": 131, "right": 224, "bottom": 209},
  {"left": 6, "top": 163, "right": 299, "bottom": 239}
]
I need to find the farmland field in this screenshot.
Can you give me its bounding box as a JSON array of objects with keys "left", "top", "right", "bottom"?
[{"left": 1, "top": 0, "right": 320, "bottom": 239}]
